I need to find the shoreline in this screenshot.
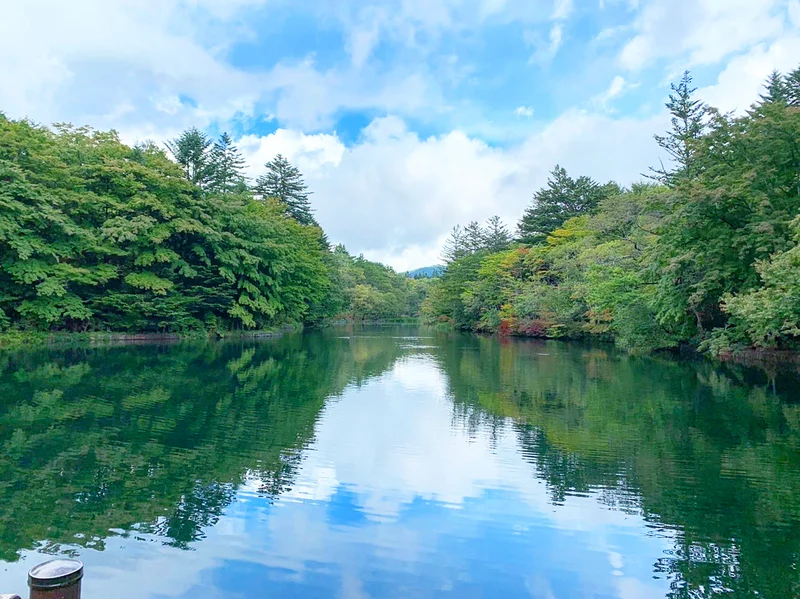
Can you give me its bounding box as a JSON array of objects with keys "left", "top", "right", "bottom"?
[
  {"left": 0, "top": 325, "right": 301, "bottom": 348},
  {"left": 1, "top": 325, "right": 798, "bottom": 368}
]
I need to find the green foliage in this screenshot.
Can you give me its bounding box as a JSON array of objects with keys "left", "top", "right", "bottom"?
[
  {"left": 426, "top": 66, "right": 800, "bottom": 355},
  {"left": 209, "top": 132, "right": 247, "bottom": 194},
  {"left": 441, "top": 216, "right": 512, "bottom": 263},
  {"left": 517, "top": 165, "right": 614, "bottom": 245},
  {"left": 650, "top": 71, "right": 708, "bottom": 184},
  {"left": 0, "top": 118, "right": 331, "bottom": 332},
  {"left": 254, "top": 154, "right": 316, "bottom": 226},
  {"left": 322, "top": 245, "right": 428, "bottom": 321},
  {"left": 717, "top": 217, "right": 800, "bottom": 349},
  {"left": 165, "top": 127, "right": 214, "bottom": 187}
]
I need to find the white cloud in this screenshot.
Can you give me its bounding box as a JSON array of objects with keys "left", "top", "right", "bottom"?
[
  {"left": 593, "top": 75, "right": 636, "bottom": 108},
  {"left": 552, "top": 0, "right": 574, "bottom": 20},
  {"left": 240, "top": 110, "right": 665, "bottom": 271},
  {"left": 619, "top": 0, "right": 790, "bottom": 71},
  {"left": 528, "top": 23, "right": 565, "bottom": 65},
  {"left": 699, "top": 32, "right": 800, "bottom": 114},
  {"left": 515, "top": 106, "right": 535, "bottom": 117}
]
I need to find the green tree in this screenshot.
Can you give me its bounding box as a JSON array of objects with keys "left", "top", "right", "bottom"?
[
  {"left": 254, "top": 154, "right": 316, "bottom": 226},
  {"left": 650, "top": 71, "right": 708, "bottom": 185},
  {"left": 517, "top": 166, "right": 609, "bottom": 245},
  {"left": 484, "top": 215, "right": 511, "bottom": 253},
  {"left": 165, "top": 128, "right": 213, "bottom": 186},
  {"left": 209, "top": 132, "right": 246, "bottom": 194},
  {"left": 442, "top": 225, "right": 468, "bottom": 263}
]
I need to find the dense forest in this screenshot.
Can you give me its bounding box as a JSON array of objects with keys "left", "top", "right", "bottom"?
[
  {"left": 424, "top": 67, "right": 800, "bottom": 355},
  {"left": 0, "top": 118, "right": 427, "bottom": 332}
]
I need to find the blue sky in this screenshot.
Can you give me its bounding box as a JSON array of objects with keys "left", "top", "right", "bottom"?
[{"left": 2, "top": 0, "right": 799, "bottom": 269}]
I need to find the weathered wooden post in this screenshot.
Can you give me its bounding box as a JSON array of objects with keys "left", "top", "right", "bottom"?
[{"left": 27, "top": 560, "right": 83, "bottom": 599}]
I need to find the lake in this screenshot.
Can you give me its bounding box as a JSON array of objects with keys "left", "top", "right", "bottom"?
[{"left": 0, "top": 327, "right": 799, "bottom": 598}]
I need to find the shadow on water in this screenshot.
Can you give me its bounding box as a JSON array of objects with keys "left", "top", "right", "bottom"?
[{"left": 0, "top": 327, "right": 798, "bottom": 597}]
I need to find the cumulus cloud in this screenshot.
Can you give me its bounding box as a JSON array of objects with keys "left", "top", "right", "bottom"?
[
  {"left": 619, "top": 0, "right": 790, "bottom": 71},
  {"left": 699, "top": 32, "right": 800, "bottom": 114},
  {"left": 240, "top": 110, "right": 665, "bottom": 271},
  {"left": 1, "top": 0, "right": 795, "bottom": 270}
]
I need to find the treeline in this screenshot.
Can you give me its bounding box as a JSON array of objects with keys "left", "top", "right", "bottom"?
[
  {"left": 424, "top": 67, "right": 800, "bottom": 355},
  {"left": 0, "top": 117, "right": 424, "bottom": 332}
]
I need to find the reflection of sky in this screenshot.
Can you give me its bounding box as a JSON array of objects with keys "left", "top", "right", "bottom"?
[{"left": 3, "top": 352, "right": 671, "bottom": 599}]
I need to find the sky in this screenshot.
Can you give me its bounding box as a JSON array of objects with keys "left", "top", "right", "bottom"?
[{"left": 1, "top": 0, "right": 799, "bottom": 270}]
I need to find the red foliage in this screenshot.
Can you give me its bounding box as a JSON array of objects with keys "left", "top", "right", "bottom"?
[
  {"left": 498, "top": 319, "right": 512, "bottom": 336},
  {"left": 519, "top": 319, "right": 549, "bottom": 337}
]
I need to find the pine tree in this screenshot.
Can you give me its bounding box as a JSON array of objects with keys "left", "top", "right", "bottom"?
[
  {"left": 484, "top": 216, "right": 511, "bottom": 253},
  {"left": 165, "top": 128, "right": 213, "bottom": 187},
  {"left": 254, "top": 154, "right": 316, "bottom": 225},
  {"left": 785, "top": 67, "right": 800, "bottom": 107},
  {"left": 759, "top": 70, "right": 788, "bottom": 105},
  {"left": 441, "top": 225, "right": 468, "bottom": 263},
  {"left": 463, "top": 221, "right": 487, "bottom": 253},
  {"left": 650, "top": 71, "right": 708, "bottom": 185},
  {"left": 209, "top": 132, "right": 246, "bottom": 194},
  {"left": 518, "top": 166, "right": 607, "bottom": 245}
]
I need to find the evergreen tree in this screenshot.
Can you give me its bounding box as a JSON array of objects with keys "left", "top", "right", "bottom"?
[
  {"left": 484, "top": 216, "right": 511, "bottom": 253},
  {"left": 650, "top": 71, "right": 708, "bottom": 185},
  {"left": 165, "top": 128, "right": 213, "bottom": 187},
  {"left": 759, "top": 70, "right": 788, "bottom": 105},
  {"left": 254, "top": 154, "right": 316, "bottom": 225},
  {"left": 785, "top": 67, "right": 800, "bottom": 107},
  {"left": 464, "top": 221, "right": 487, "bottom": 253},
  {"left": 442, "top": 225, "right": 468, "bottom": 263},
  {"left": 518, "top": 166, "right": 607, "bottom": 245},
  {"left": 209, "top": 132, "right": 246, "bottom": 194}
]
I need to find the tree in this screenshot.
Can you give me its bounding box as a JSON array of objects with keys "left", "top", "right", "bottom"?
[
  {"left": 254, "top": 154, "right": 316, "bottom": 225},
  {"left": 650, "top": 71, "right": 708, "bottom": 185},
  {"left": 759, "top": 70, "right": 788, "bottom": 105},
  {"left": 785, "top": 66, "right": 800, "bottom": 107},
  {"left": 484, "top": 216, "right": 511, "bottom": 253},
  {"left": 165, "top": 128, "right": 213, "bottom": 187},
  {"left": 209, "top": 133, "right": 246, "bottom": 194},
  {"left": 517, "top": 166, "right": 608, "bottom": 245},
  {"left": 442, "top": 225, "right": 468, "bottom": 263},
  {"left": 463, "top": 221, "right": 487, "bottom": 253}
]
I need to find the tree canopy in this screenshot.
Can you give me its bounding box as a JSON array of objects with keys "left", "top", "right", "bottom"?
[
  {"left": 425, "top": 65, "right": 800, "bottom": 355},
  {"left": 0, "top": 117, "right": 426, "bottom": 333},
  {"left": 254, "top": 154, "right": 316, "bottom": 226}
]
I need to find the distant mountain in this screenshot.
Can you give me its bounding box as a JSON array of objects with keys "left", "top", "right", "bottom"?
[{"left": 405, "top": 265, "right": 444, "bottom": 279}]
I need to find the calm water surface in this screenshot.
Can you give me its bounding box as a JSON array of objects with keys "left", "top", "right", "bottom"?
[{"left": 1, "top": 327, "right": 799, "bottom": 598}]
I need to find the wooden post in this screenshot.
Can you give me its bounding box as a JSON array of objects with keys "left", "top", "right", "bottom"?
[{"left": 27, "top": 560, "right": 83, "bottom": 599}]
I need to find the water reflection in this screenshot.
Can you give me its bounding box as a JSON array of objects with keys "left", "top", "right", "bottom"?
[{"left": 0, "top": 328, "right": 798, "bottom": 598}]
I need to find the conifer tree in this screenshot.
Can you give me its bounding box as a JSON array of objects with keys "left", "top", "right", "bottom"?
[
  {"left": 442, "top": 225, "right": 468, "bottom": 263},
  {"left": 518, "top": 166, "right": 607, "bottom": 245},
  {"left": 785, "top": 67, "right": 800, "bottom": 107},
  {"left": 209, "top": 132, "right": 246, "bottom": 194},
  {"left": 650, "top": 71, "right": 708, "bottom": 185},
  {"left": 165, "top": 128, "right": 213, "bottom": 187},
  {"left": 484, "top": 216, "right": 511, "bottom": 252},
  {"left": 254, "top": 154, "right": 316, "bottom": 225},
  {"left": 759, "top": 70, "right": 788, "bottom": 105},
  {"left": 463, "top": 221, "right": 487, "bottom": 253}
]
